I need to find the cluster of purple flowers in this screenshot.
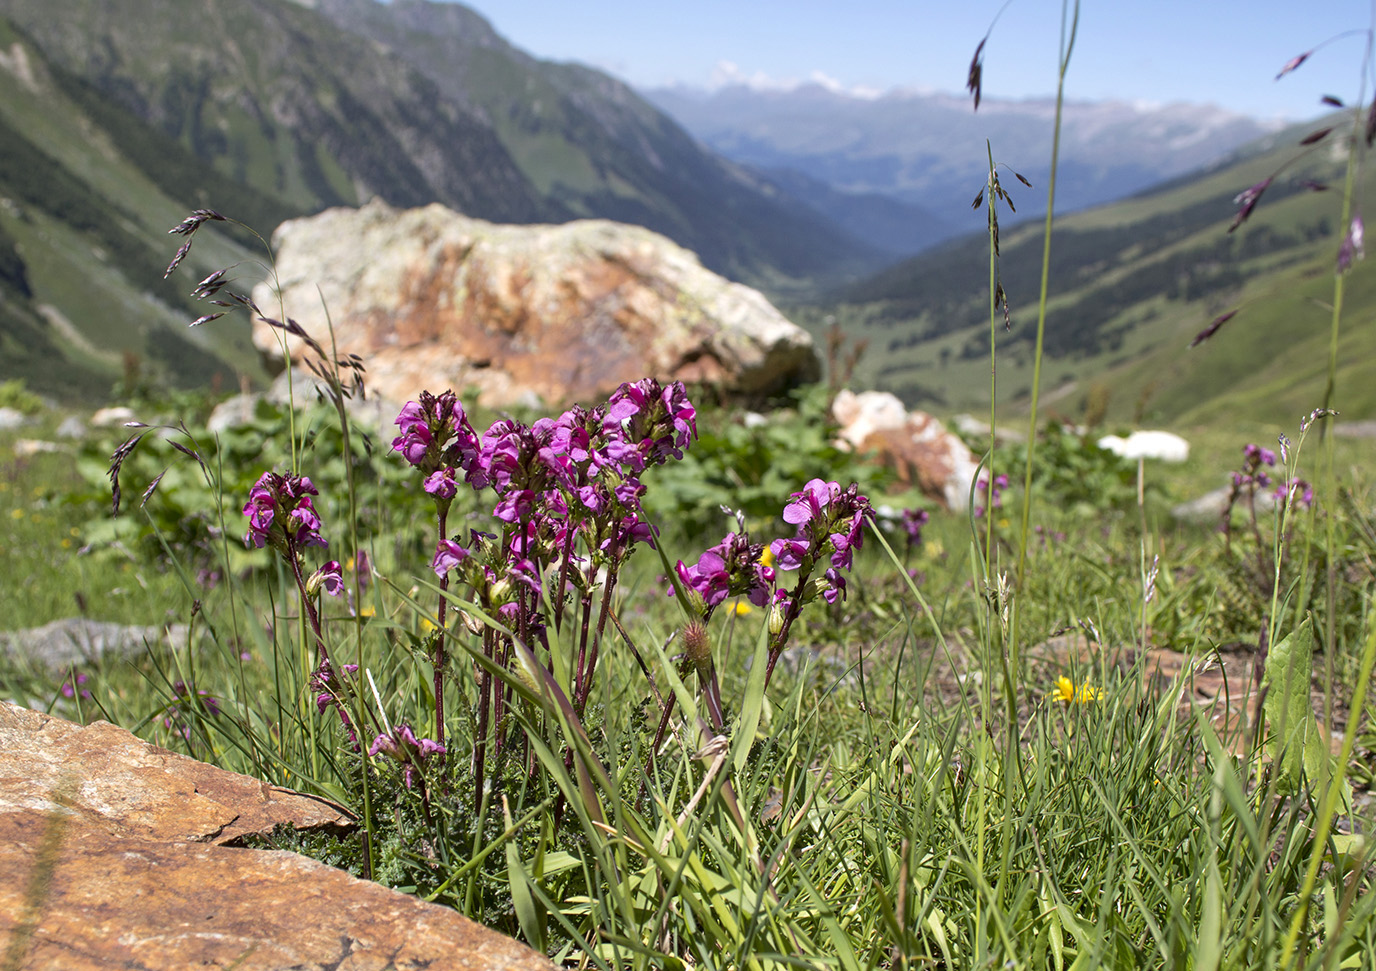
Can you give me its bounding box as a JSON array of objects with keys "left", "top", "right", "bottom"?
[
  {"left": 408, "top": 381, "right": 695, "bottom": 601},
  {"left": 974, "top": 473, "right": 1009, "bottom": 518},
  {"left": 771, "top": 479, "right": 871, "bottom": 605},
  {"left": 1235, "top": 443, "right": 1277, "bottom": 491},
  {"left": 1275, "top": 478, "right": 1315, "bottom": 510},
  {"left": 369, "top": 724, "right": 446, "bottom": 790},
  {"left": 674, "top": 478, "right": 871, "bottom": 616},
  {"left": 901, "top": 508, "right": 929, "bottom": 550},
  {"left": 674, "top": 532, "right": 775, "bottom": 610},
  {"left": 243, "top": 472, "right": 327, "bottom": 552}
]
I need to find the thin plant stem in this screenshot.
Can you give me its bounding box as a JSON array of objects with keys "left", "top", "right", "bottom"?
[{"left": 1017, "top": 0, "right": 1079, "bottom": 587}]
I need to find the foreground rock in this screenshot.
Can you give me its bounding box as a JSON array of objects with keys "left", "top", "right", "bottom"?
[
  {"left": 0, "top": 701, "right": 555, "bottom": 970},
  {"left": 832, "top": 390, "right": 980, "bottom": 509},
  {"left": 252, "top": 199, "right": 820, "bottom": 408}
]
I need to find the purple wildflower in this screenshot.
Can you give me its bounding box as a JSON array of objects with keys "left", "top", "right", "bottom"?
[
  {"left": 308, "top": 560, "right": 345, "bottom": 597},
  {"left": 392, "top": 390, "right": 483, "bottom": 481},
  {"left": 901, "top": 508, "right": 929, "bottom": 548},
  {"left": 974, "top": 474, "right": 1009, "bottom": 518},
  {"left": 369, "top": 723, "right": 446, "bottom": 789},
  {"left": 674, "top": 532, "right": 774, "bottom": 610},
  {"left": 61, "top": 672, "right": 91, "bottom": 700},
  {"left": 243, "top": 472, "right": 327, "bottom": 551},
  {"left": 432, "top": 539, "right": 471, "bottom": 577},
  {"left": 1275, "top": 478, "right": 1314, "bottom": 510}
]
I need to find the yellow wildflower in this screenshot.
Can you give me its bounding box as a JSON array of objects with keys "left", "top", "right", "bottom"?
[
  {"left": 759, "top": 546, "right": 775, "bottom": 568},
  {"left": 730, "top": 601, "right": 753, "bottom": 616},
  {"left": 1051, "top": 675, "right": 1100, "bottom": 705}
]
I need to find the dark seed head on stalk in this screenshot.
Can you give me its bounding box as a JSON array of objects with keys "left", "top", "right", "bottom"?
[
  {"left": 966, "top": 38, "right": 985, "bottom": 110},
  {"left": 1190, "top": 309, "right": 1238, "bottom": 348}
]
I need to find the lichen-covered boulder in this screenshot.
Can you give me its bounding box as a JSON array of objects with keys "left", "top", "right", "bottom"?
[{"left": 252, "top": 199, "right": 819, "bottom": 408}]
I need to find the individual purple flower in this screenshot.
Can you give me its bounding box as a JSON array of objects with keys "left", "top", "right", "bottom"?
[
  {"left": 782, "top": 478, "right": 842, "bottom": 526},
  {"left": 308, "top": 560, "right": 344, "bottom": 597},
  {"left": 493, "top": 488, "right": 537, "bottom": 524},
  {"left": 1243, "top": 443, "right": 1277, "bottom": 468},
  {"left": 369, "top": 723, "right": 446, "bottom": 789},
  {"left": 432, "top": 539, "right": 471, "bottom": 577},
  {"left": 604, "top": 513, "right": 656, "bottom": 552},
  {"left": 424, "top": 466, "right": 459, "bottom": 500},
  {"left": 676, "top": 551, "right": 731, "bottom": 609},
  {"left": 821, "top": 567, "right": 847, "bottom": 605},
  {"left": 61, "top": 672, "right": 91, "bottom": 700},
  {"left": 769, "top": 537, "right": 811, "bottom": 572}
]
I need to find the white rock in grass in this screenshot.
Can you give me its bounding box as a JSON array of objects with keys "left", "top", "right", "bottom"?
[
  {"left": 91, "top": 406, "right": 137, "bottom": 427},
  {"left": 56, "top": 416, "right": 86, "bottom": 438},
  {"left": 1097, "top": 430, "right": 1189, "bottom": 463},
  {"left": 0, "top": 407, "right": 29, "bottom": 430},
  {"left": 12, "top": 439, "right": 61, "bottom": 457}
]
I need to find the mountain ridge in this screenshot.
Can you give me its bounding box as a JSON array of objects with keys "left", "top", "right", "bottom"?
[{"left": 644, "top": 81, "right": 1280, "bottom": 238}]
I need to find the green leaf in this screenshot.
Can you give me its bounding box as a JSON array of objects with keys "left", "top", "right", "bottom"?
[
  {"left": 504, "top": 801, "right": 546, "bottom": 952},
  {"left": 1261, "top": 616, "right": 1351, "bottom": 810}
]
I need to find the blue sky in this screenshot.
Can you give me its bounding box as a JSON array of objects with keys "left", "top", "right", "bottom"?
[{"left": 458, "top": 1, "right": 1375, "bottom": 120}]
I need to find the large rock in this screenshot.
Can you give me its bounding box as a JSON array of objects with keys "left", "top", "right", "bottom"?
[
  {"left": 832, "top": 390, "right": 980, "bottom": 510},
  {"left": 0, "top": 701, "right": 555, "bottom": 970},
  {"left": 251, "top": 199, "right": 820, "bottom": 408}
]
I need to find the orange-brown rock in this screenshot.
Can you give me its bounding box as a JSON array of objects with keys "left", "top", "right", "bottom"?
[
  {"left": 252, "top": 199, "right": 820, "bottom": 408},
  {"left": 832, "top": 389, "right": 980, "bottom": 510},
  {"left": 0, "top": 701, "right": 556, "bottom": 970}
]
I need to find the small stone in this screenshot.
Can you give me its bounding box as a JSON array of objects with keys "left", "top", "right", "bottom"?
[
  {"left": 55, "top": 416, "right": 86, "bottom": 439},
  {"left": 0, "top": 406, "right": 29, "bottom": 430},
  {"left": 0, "top": 618, "right": 189, "bottom": 671}
]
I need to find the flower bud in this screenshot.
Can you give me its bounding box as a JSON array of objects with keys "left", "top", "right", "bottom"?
[
  {"left": 460, "top": 610, "right": 486, "bottom": 636},
  {"left": 682, "top": 621, "right": 712, "bottom": 668},
  {"left": 768, "top": 599, "right": 787, "bottom": 636}
]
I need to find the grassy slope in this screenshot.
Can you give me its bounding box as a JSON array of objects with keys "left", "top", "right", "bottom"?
[
  {"left": 793, "top": 120, "right": 1376, "bottom": 427},
  {"left": 0, "top": 15, "right": 273, "bottom": 399}
]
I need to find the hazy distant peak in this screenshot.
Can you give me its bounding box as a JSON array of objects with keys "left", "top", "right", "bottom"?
[{"left": 700, "top": 61, "right": 885, "bottom": 100}]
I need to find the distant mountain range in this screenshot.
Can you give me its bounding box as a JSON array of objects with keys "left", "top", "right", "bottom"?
[
  {"left": 645, "top": 83, "right": 1280, "bottom": 249},
  {"left": 783, "top": 111, "right": 1376, "bottom": 426}
]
